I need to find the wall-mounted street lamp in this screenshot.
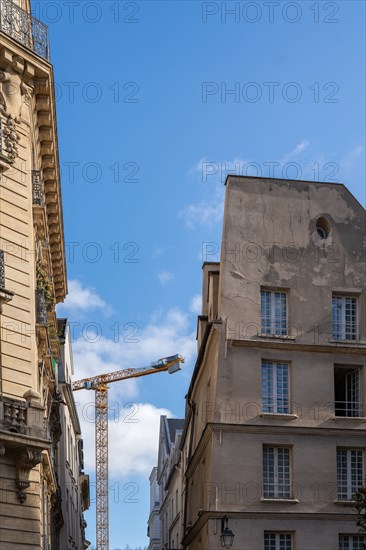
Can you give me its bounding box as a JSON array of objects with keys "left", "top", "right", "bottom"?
[{"left": 220, "top": 516, "right": 235, "bottom": 548}]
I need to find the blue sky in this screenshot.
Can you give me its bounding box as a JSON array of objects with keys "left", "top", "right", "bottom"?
[{"left": 37, "top": 0, "right": 366, "bottom": 547}]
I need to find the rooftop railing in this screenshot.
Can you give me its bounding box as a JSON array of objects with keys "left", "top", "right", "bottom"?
[{"left": 0, "top": 0, "right": 49, "bottom": 61}]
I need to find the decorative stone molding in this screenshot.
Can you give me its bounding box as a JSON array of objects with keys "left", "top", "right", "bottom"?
[
  {"left": 0, "top": 44, "right": 67, "bottom": 302},
  {"left": 16, "top": 447, "right": 42, "bottom": 503}
]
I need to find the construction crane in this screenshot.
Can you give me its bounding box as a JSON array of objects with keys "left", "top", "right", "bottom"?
[{"left": 72, "top": 354, "right": 184, "bottom": 550}]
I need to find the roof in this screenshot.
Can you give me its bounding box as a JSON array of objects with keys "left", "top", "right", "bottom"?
[
  {"left": 224, "top": 174, "right": 365, "bottom": 212},
  {"left": 167, "top": 418, "right": 184, "bottom": 442}
]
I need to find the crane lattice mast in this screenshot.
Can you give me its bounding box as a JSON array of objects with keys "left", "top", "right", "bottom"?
[{"left": 72, "top": 354, "right": 184, "bottom": 550}]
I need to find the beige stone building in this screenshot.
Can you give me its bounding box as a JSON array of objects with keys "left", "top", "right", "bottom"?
[
  {"left": 57, "top": 319, "right": 90, "bottom": 550},
  {"left": 0, "top": 0, "right": 70, "bottom": 548},
  {"left": 180, "top": 176, "right": 366, "bottom": 549}
]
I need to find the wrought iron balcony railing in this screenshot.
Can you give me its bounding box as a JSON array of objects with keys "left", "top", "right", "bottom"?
[
  {"left": 0, "top": 249, "right": 5, "bottom": 289},
  {"left": 32, "top": 169, "right": 44, "bottom": 205},
  {"left": 35, "top": 288, "right": 47, "bottom": 325},
  {"left": 335, "top": 401, "right": 364, "bottom": 418},
  {"left": 0, "top": 0, "right": 50, "bottom": 61}
]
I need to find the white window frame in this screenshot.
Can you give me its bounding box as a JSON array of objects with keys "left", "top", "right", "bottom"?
[
  {"left": 337, "top": 449, "right": 364, "bottom": 501},
  {"left": 339, "top": 534, "right": 366, "bottom": 550},
  {"left": 263, "top": 446, "right": 291, "bottom": 499},
  {"left": 264, "top": 532, "right": 293, "bottom": 550},
  {"left": 334, "top": 366, "right": 362, "bottom": 417},
  {"left": 262, "top": 361, "right": 290, "bottom": 414},
  {"left": 332, "top": 295, "right": 359, "bottom": 341},
  {"left": 261, "top": 290, "right": 288, "bottom": 336}
]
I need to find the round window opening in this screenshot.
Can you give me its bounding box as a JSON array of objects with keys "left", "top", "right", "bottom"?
[{"left": 316, "top": 217, "right": 330, "bottom": 239}]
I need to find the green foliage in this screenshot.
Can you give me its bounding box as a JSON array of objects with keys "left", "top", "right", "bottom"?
[
  {"left": 355, "top": 487, "right": 366, "bottom": 533},
  {"left": 36, "top": 263, "right": 55, "bottom": 304}
]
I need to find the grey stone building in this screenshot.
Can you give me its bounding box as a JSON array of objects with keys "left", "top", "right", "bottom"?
[
  {"left": 180, "top": 176, "right": 366, "bottom": 550},
  {"left": 149, "top": 416, "right": 185, "bottom": 550}
]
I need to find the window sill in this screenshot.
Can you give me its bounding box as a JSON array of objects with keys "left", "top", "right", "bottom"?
[
  {"left": 260, "top": 413, "right": 298, "bottom": 420},
  {"left": 334, "top": 500, "right": 356, "bottom": 506},
  {"left": 331, "top": 415, "right": 366, "bottom": 422},
  {"left": 257, "top": 334, "right": 296, "bottom": 341},
  {"left": 260, "top": 498, "right": 299, "bottom": 504},
  {"left": 329, "top": 339, "right": 362, "bottom": 345}
]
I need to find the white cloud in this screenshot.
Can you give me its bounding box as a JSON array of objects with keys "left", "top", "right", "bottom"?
[
  {"left": 72, "top": 305, "right": 196, "bottom": 476},
  {"left": 158, "top": 271, "right": 174, "bottom": 285},
  {"left": 341, "top": 145, "right": 363, "bottom": 172},
  {"left": 280, "top": 140, "right": 309, "bottom": 164},
  {"left": 75, "top": 397, "right": 172, "bottom": 476},
  {"left": 180, "top": 145, "right": 313, "bottom": 229},
  {"left": 59, "top": 279, "right": 109, "bottom": 313},
  {"left": 189, "top": 294, "right": 202, "bottom": 315},
  {"left": 178, "top": 183, "right": 225, "bottom": 229}
]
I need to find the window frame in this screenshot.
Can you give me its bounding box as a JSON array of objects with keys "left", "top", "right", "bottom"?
[
  {"left": 264, "top": 531, "right": 294, "bottom": 550},
  {"left": 261, "top": 289, "right": 289, "bottom": 337},
  {"left": 263, "top": 445, "right": 292, "bottom": 500},
  {"left": 262, "top": 361, "right": 291, "bottom": 414},
  {"left": 332, "top": 294, "right": 359, "bottom": 341},
  {"left": 334, "top": 365, "right": 363, "bottom": 418},
  {"left": 336, "top": 448, "right": 364, "bottom": 501},
  {"left": 339, "top": 534, "right": 366, "bottom": 550}
]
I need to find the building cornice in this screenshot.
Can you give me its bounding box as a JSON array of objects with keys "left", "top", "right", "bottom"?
[
  {"left": 182, "top": 509, "right": 360, "bottom": 547},
  {"left": 229, "top": 338, "right": 366, "bottom": 354},
  {"left": 185, "top": 422, "right": 366, "bottom": 481},
  {"left": 0, "top": 40, "right": 67, "bottom": 302}
]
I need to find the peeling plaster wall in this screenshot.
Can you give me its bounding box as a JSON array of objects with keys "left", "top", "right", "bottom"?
[{"left": 219, "top": 177, "right": 366, "bottom": 344}]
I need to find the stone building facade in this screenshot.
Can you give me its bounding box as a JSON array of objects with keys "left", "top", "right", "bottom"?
[
  {"left": 148, "top": 416, "right": 184, "bottom": 550},
  {"left": 57, "top": 319, "right": 90, "bottom": 550},
  {"left": 180, "top": 177, "right": 365, "bottom": 549},
  {"left": 0, "top": 1, "right": 82, "bottom": 548}
]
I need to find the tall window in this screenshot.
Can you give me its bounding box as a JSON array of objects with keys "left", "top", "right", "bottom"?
[
  {"left": 332, "top": 295, "right": 358, "bottom": 340},
  {"left": 334, "top": 366, "right": 362, "bottom": 417},
  {"left": 337, "top": 449, "right": 363, "bottom": 500},
  {"left": 339, "top": 535, "right": 366, "bottom": 550},
  {"left": 262, "top": 362, "right": 290, "bottom": 414},
  {"left": 263, "top": 447, "right": 291, "bottom": 499},
  {"left": 261, "top": 290, "right": 288, "bottom": 336},
  {"left": 264, "top": 533, "right": 293, "bottom": 550}
]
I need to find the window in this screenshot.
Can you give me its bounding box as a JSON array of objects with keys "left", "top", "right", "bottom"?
[
  {"left": 264, "top": 532, "right": 293, "bottom": 550},
  {"left": 334, "top": 366, "right": 362, "bottom": 417},
  {"left": 262, "top": 362, "right": 290, "bottom": 414},
  {"left": 316, "top": 217, "right": 330, "bottom": 239},
  {"left": 263, "top": 447, "right": 291, "bottom": 499},
  {"left": 337, "top": 449, "right": 363, "bottom": 500},
  {"left": 339, "top": 535, "right": 366, "bottom": 549},
  {"left": 261, "top": 290, "right": 288, "bottom": 336},
  {"left": 332, "top": 295, "right": 358, "bottom": 340}
]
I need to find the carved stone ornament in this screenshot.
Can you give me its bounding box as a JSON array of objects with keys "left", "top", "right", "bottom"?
[
  {"left": 15, "top": 448, "right": 42, "bottom": 503},
  {"left": 0, "top": 65, "right": 24, "bottom": 171},
  {"left": 1, "top": 113, "right": 20, "bottom": 163}
]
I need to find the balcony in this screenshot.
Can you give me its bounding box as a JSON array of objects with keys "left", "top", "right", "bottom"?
[
  {"left": 335, "top": 401, "right": 364, "bottom": 418},
  {"left": 0, "top": 249, "right": 14, "bottom": 308},
  {"left": 0, "top": 0, "right": 49, "bottom": 61},
  {"left": 32, "top": 169, "right": 44, "bottom": 205},
  {"left": 0, "top": 394, "right": 47, "bottom": 439}
]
